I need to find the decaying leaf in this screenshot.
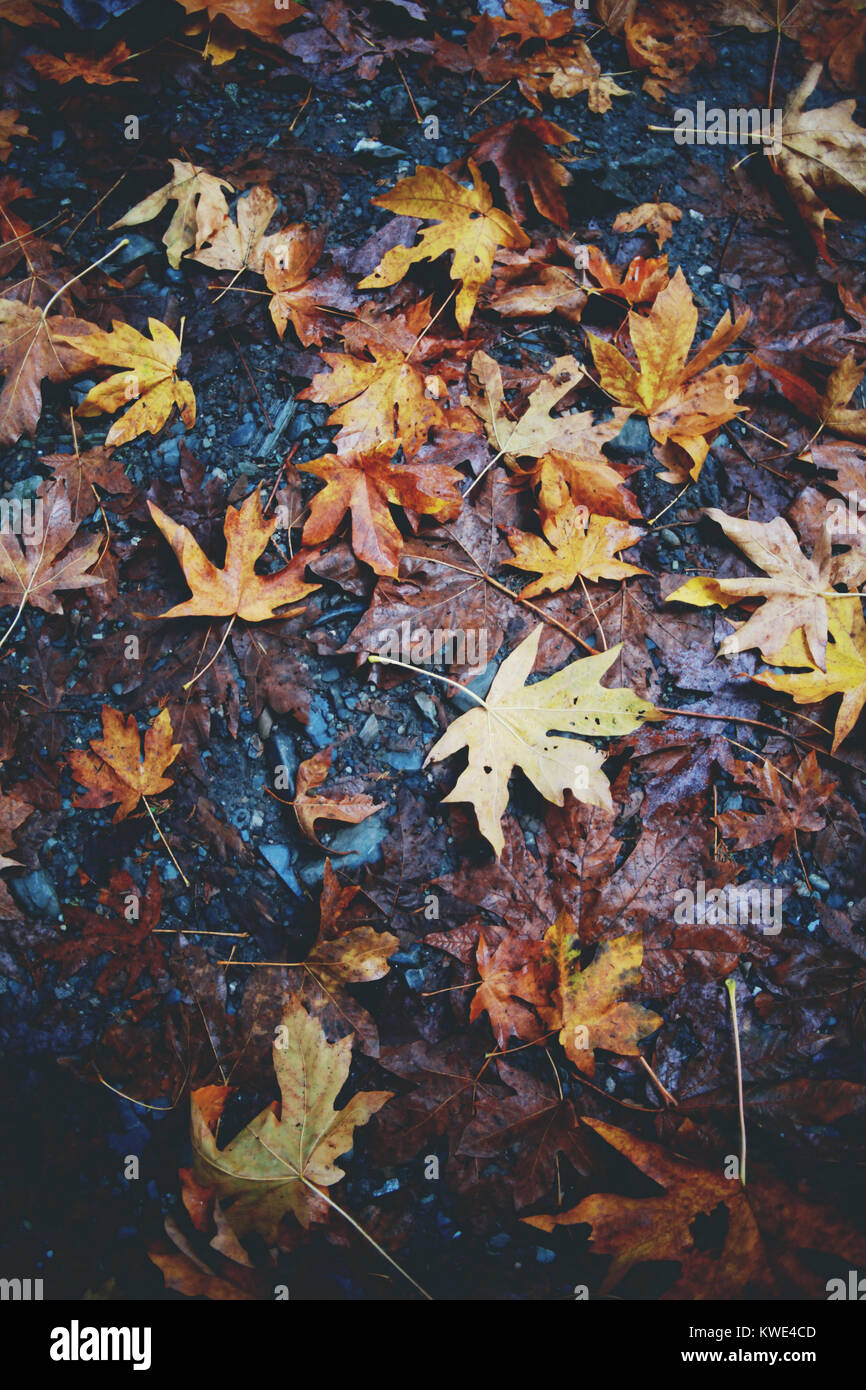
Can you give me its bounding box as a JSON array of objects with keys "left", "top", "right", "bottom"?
[
  {"left": 110, "top": 159, "right": 234, "bottom": 268},
  {"left": 291, "top": 747, "right": 384, "bottom": 845}
]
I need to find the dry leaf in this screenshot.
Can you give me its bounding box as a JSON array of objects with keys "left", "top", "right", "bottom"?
[{"left": 67, "top": 706, "right": 181, "bottom": 823}]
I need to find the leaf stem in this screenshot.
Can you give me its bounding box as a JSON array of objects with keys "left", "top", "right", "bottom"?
[
  {"left": 725, "top": 976, "right": 747, "bottom": 1186},
  {"left": 143, "top": 796, "right": 190, "bottom": 887}
]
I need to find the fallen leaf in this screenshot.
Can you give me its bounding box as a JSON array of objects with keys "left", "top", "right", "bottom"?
[
  {"left": 613, "top": 200, "right": 683, "bottom": 247},
  {"left": 772, "top": 62, "right": 866, "bottom": 262},
  {"left": 110, "top": 159, "right": 234, "bottom": 269},
  {"left": 358, "top": 162, "right": 529, "bottom": 333},
  {"left": 714, "top": 751, "right": 836, "bottom": 866},
  {"left": 190, "top": 997, "right": 392, "bottom": 1234},
  {"left": 0, "top": 476, "right": 103, "bottom": 614},
  {"left": 423, "top": 624, "right": 660, "bottom": 857},
  {"left": 53, "top": 317, "right": 196, "bottom": 447},
  {"left": 149, "top": 487, "right": 320, "bottom": 621},
  {"left": 291, "top": 747, "right": 385, "bottom": 844},
  {"left": 588, "top": 268, "right": 750, "bottom": 478},
  {"left": 469, "top": 117, "right": 577, "bottom": 227},
  {"left": 0, "top": 300, "right": 92, "bottom": 445},
  {"left": 505, "top": 502, "right": 646, "bottom": 596},
  {"left": 67, "top": 706, "right": 181, "bottom": 823},
  {"left": 0, "top": 110, "right": 30, "bottom": 161},
  {"left": 27, "top": 41, "right": 137, "bottom": 84},
  {"left": 541, "top": 911, "right": 662, "bottom": 1075},
  {"left": 300, "top": 445, "right": 463, "bottom": 577},
  {"left": 753, "top": 598, "right": 866, "bottom": 752},
  {"left": 666, "top": 506, "right": 834, "bottom": 668}
]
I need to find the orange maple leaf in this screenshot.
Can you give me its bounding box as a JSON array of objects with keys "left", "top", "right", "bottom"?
[
  {"left": 67, "top": 706, "right": 181, "bottom": 823},
  {"left": 301, "top": 446, "right": 463, "bottom": 577},
  {"left": 148, "top": 487, "right": 320, "bottom": 621}
]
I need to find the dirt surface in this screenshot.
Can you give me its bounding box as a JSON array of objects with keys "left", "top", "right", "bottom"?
[{"left": 0, "top": 0, "right": 865, "bottom": 1304}]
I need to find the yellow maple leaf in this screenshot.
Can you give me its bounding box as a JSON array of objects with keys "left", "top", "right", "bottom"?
[{"left": 358, "top": 161, "right": 529, "bottom": 333}]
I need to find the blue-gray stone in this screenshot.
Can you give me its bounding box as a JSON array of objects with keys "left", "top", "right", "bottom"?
[{"left": 10, "top": 870, "right": 61, "bottom": 921}]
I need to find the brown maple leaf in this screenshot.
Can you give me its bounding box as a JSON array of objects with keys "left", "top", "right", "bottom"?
[
  {"left": 613, "top": 200, "right": 683, "bottom": 247},
  {"left": 0, "top": 110, "right": 31, "bottom": 162},
  {"left": 715, "top": 752, "right": 836, "bottom": 866},
  {"left": 300, "top": 445, "right": 463, "bottom": 577},
  {"left": 149, "top": 487, "right": 320, "bottom": 621},
  {"left": 290, "top": 747, "right": 385, "bottom": 846},
  {"left": 43, "top": 446, "right": 136, "bottom": 521},
  {"left": 585, "top": 246, "right": 669, "bottom": 305},
  {"left": 469, "top": 117, "right": 577, "bottom": 227},
  {"left": 263, "top": 224, "right": 357, "bottom": 346},
  {"left": 0, "top": 300, "right": 93, "bottom": 445},
  {"left": 27, "top": 41, "right": 137, "bottom": 84},
  {"left": 525, "top": 1119, "right": 866, "bottom": 1298},
  {"left": 41, "top": 868, "right": 167, "bottom": 995},
  {"left": 624, "top": 0, "right": 714, "bottom": 100},
  {"left": 67, "top": 706, "right": 181, "bottom": 823},
  {"left": 470, "top": 933, "right": 550, "bottom": 1047},
  {"left": 0, "top": 476, "right": 104, "bottom": 614}
]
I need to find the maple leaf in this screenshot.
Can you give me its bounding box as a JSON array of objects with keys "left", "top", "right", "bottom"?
[
  {"left": 753, "top": 598, "right": 866, "bottom": 752},
  {"left": 0, "top": 300, "right": 93, "bottom": 445},
  {"left": 52, "top": 317, "right": 195, "bottom": 447},
  {"left": 585, "top": 246, "right": 669, "bottom": 305},
  {"left": 469, "top": 118, "right": 577, "bottom": 227},
  {"left": 492, "top": 0, "right": 575, "bottom": 44},
  {"left": 0, "top": 109, "right": 30, "bottom": 162},
  {"left": 262, "top": 223, "right": 357, "bottom": 346},
  {"left": 285, "top": 860, "right": 399, "bottom": 1055},
  {"left": 67, "top": 706, "right": 181, "bottom": 823},
  {"left": 27, "top": 41, "right": 137, "bottom": 84},
  {"left": 458, "top": 1060, "right": 590, "bottom": 1209},
  {"left": 358, "top": 162, "right": 529, "bottom": 333},
  {"left": 666, "top": 506, "right": 835, "bottom": 669},
  {"left": 489, "top": 255, "right": 586, "bottom": 326},
  {"left": 43, "top": 446, "right": 135, "bottom": 522},
  {"left": 300, "top": 445, "right": 463, "bottom": 577},
  {"left": 505, "top": 502, "right": 646, "bottom": 596},
  {"left": 190, "top": 185, "right": 287, "bottom": 274},
  {"left": 518, "top": 39, "right": 630, "bottom": 112},
  {"left": 298, "top": 300, "right": 470, "bottom": 458},
  {"left": 176, "top": 0, "right": 304, "bottom": 43},
  {"left": 190, "top": 998, "right": 392, "bottom": 1234},
  {"left": 525, "top": 1119, "right": 866, "bottom": 1298},
  {"left": 423, "top": 624, "right": 660, "bottom": 857},
  {"left": 0, "top": 789, "right": 32, "bottom": 919},
  {"left": 291, "top": 747, "right": 384, "bottom": 845},
  {"left": 588, "top": 268, "right": 751, "bottom": 478},
  {"left": 613, "top": 200, "right": 683, "bottom": 247},
  {"left": 771, "top": 63, "right": 866, "bottom": 262},
  {"left": 0, "top": 477, "right": 103, "bottom": 614},
  {"left": 148, "top": 487, "right": 320, "bottom": 621},
  {"left": 754, "top": 351, "right": 866, "bottom": 442},
  {"left": 467, "top": 351, "right": 639, "bottom": 518},
  {"left": 624, "top": 0, "right": 714, "bottom": 100},
  {"left": 714, "top": 752, "right": 836, "bottom": 866},
  {"left": 110, "top": 159, "right": 234, "bottom": 269},
  {"left": 541, "top": 911, "right": 661, "bottom": 1075},
  {"left": 470, "top": 933, "right": 550, "bottom": 1047},
  {"left": 41, "top": 868, "right": 167, "bottom": 995}
]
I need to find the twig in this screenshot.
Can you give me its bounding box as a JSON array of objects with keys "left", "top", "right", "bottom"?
[{"left": 725, "top": 977, "right": 747, "bottom": 1185}]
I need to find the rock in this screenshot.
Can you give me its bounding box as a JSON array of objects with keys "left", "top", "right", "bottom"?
[
  {"left": 359, "top": 714, "right": 379, "bottom": 746},
  {"left": 298, "top": 811, "right": 389, "bottom": 886},
  {"left": 227, "top": 422, "right": 256, "bottom": 447},
  {"left": 267, "top": 729, "right": 299, "bottom": 796},
  {"left": 259, "top": 844, "right": 303, "bottom": 897},
  {"left": 10, "top": 869, "right": 61, "bottom": 922},
  {"left": 606, "top": 415, "right": 651, "bottom": 458},
  {"left": 380, "top": 748, "right": 423, "bottom": 772},
  {"left": 414, "top": 693, "right": 438, "bottom": 725}
]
